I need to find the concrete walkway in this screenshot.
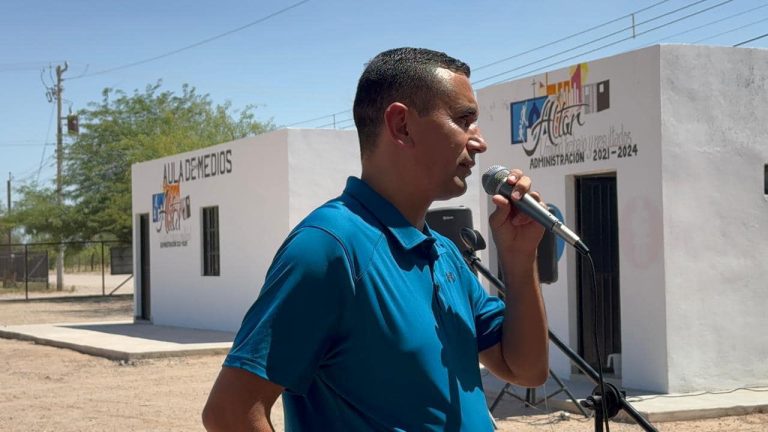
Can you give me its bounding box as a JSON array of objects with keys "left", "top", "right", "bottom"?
[
  {"left": 1, "top": 320, "right": 767, "bottom": 424},
  {"left": 0, "top": 320, "right": 233, "bottom": 361},
  {"left": 483, "top": 368, "right": 768, "bottom": 423}
]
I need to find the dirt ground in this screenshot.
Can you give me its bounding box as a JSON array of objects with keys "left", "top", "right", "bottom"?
[{"left": 1, "top": 295, "right": 767, "bottom": 431}]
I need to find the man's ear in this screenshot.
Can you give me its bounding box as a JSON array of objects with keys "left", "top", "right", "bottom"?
[{"left": 383, "top": 102, "right": 413, "bottom": 148}]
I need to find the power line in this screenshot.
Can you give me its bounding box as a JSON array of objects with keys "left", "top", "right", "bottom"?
[
  {"left": 288, "top": 0, "right": 680, "bottom": 127},
  {"left": 642, "top": 3, "right": 768, "bottom": 46},
  {"left": 283, "top": 109, "right": 352, "bottom": 128},
  {"left": 0, "top": 143, "right": 55, "bottom": 148},
  {"left": 473, "top": 0, "right": 733, "bottom": 85},
  {"left": 0, "top": 61, "right": 64, "bottom": 73},
  {"left": 16, "top": 154, "right": 56, "bottom": 184},
  {"left": 473, "top": 0, "right": 674, "bottom": 72},
  {"left": 694, "top": 15, "right": 768, "bottom": 44},
  {"left": 734, "top": 32, "right": 768, "bottom": 47},
  {"left": 0, "top": 139, "right": 52, "bottom": 144},
  {"left": 37, "top": 103, "right": 57, "bottom": 183},
  {"left": 315, "top": 117, "right": 355, "bottom": 129},
  {"left": 488, "top": 0, "right": 735, "bottom": 85},
  {"left": 473, "top": 0, "right": 733, "bottom": 86},
  {"left": 284, "top": 0, "right": 751, "bottom": 129},
  {"left": 70, "top": 0, "right": 310, "bottom": 80}
]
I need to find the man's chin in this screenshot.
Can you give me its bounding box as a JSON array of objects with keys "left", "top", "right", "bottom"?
[{"left": 436, "top": 179, "right": 468, "bottom": 201}]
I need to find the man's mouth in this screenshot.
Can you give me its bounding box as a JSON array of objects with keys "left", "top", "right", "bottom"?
[{"left": 458, "top": 161, "right": 474, "bottom": 176}]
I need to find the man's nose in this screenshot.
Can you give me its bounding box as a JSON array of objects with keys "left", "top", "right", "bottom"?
[{"left": 468, "top": 124, "right": 487, "bottom": 153}]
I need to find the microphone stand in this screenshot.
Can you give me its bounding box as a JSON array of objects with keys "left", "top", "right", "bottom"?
[{"left": 460, "top": 230, "right": 658, "bottom": 432}]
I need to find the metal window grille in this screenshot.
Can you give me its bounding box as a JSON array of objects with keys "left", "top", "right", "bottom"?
[{"left": 202, "top": 206, "right": 220, "bottom": 276}]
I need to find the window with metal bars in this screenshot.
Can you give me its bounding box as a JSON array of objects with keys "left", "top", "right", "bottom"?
[{"left": 202, "top": 206, "right": 220, "bottom": 276}]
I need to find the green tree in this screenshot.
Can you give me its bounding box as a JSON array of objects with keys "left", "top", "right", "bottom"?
[
  {"left": 14, "top": 81, "right": 273, "bottom": 243},
  {"left": 7, "top": 183, "right": 73, "bottom": 241}
]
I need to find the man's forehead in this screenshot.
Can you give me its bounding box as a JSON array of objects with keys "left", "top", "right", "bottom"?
[
  {"left": 434, "top": 67, "right": 471, "bottom": 85},
  {"left": 434, "top": 68, "right": 477, "bottom": 111}
]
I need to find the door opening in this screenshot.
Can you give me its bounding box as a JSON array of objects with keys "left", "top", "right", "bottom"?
[
  {"left": 576, "top": 174, "right": 621, "bottom": 374},
  {"left": 138, "top": 214, "right": 151, "bottom": 321}
]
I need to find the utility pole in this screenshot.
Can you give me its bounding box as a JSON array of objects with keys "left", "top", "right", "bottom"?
[
  {"left": 3, "top": 172, "right": 10, "bottom": 287},
  {"left": 6, "top": 173, "right": 10, "bottom": 248},
  {"left": 55, "top": 62, "right": 68, "bottom": 291}
]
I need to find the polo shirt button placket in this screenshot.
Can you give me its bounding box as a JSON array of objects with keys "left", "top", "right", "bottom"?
[
  {"left": 433, "top": 282, "right": 442, "bottom": 305},
  {"left": 428, "top": 256, "right": 447, "bottom": 330}
]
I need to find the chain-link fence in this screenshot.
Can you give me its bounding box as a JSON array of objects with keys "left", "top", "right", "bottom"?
[{"left": 0, "top": 241, "right": 133, "bottom": 300}]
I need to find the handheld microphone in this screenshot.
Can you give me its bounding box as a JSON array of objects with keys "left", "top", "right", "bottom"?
[{"left": 482, "top": 165, "right": 589, "bottom": 255}]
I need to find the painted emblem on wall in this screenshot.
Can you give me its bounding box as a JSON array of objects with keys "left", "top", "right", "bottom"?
[
  {"left": 512, "top": 63, "right": 610, "bottom": 153},
  {"left": 149, "top": 149, "right": 233, "bottom": 248},
  {"left": 152, "top": 164, "right": 192, "bottom": 248},
  {"left": 508, "top": 63, "right": 636, "bottom": 170}
]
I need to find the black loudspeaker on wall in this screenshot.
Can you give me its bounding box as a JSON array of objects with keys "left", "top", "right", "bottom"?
[
  {"left": 537, "top": 207, "right": 558, "bottom": 284},
  {"left": 426, "top": 206, "right": 558, "bottom": 284},
  {"left": 425, "top": 207, "right": 474, "bottom": 257}
]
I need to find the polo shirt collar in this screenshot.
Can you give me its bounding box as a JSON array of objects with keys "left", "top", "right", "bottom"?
[{"left": 343, "top": 177, "right": 436, "bottom": 253}]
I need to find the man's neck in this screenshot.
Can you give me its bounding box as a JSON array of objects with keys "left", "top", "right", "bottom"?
[{"left": 360, "top": 169, "right": 430, "bottom": 230}]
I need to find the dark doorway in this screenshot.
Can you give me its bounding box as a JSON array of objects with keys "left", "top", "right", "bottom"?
[
  {"left": 576, "top": 174, "right": 620, "bottom": 372},
  {"left": 139, "top": 214, "right": 151, "bottom": 321}
]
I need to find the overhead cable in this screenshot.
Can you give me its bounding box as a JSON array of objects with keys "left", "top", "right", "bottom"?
[
  {"left": 287, "top": 1, "right": 679, "bottom": 128},
  {"left": 641, "top": 3, "right": 768, "bottom": 46},
  {"left": 284, "top": 109, "right": 351, "bottom": 127},
  {"left": 473, "top": 0, "right": 674, "bottom": 72},
  {"left": 694, "top": 16, "right": 768, "bottom": 44},
  {"left": 733, "top": 32, "right": 768, "bottom": 46},
  {"left": 479, "top": 0, "right": 735, "bottom": 87},
  {"left": 70, "top": 0, "right": 310, "bottom": 80},
  {"left": 473, "top": 0, "right": 734, "bottom": 85}
]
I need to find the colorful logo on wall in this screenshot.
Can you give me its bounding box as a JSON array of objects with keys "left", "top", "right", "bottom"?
[
  {"left": 506, "top": 63, "right": 640, "bottom": 170},
  {"left": 511, "top": 63, "right": 610, "bottom": 156},
  {"left": 149, "top": 149, "right": 233, "bottom": 248},
  {"left": 152, "top": 164, "right": 192, "bottom": 248}
]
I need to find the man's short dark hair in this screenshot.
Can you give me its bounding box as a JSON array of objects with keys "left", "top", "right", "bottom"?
[{"left": 353, "top": 48, "right": 470, "bottom": 156}]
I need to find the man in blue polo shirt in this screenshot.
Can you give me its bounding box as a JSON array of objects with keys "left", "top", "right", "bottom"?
[{"left": 203, "top": 48, "right": 549, "bottom": 431}]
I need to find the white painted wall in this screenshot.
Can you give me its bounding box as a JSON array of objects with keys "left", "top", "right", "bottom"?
[
  {"left": 132, "top": 128, "right": 483, "bottom": 332},
  {"left": 287, "top": 129, "right": 362, "bottom": 228},
  {"left": 659, "top": 45, "right": 768, "bottom": 393},
  {"left": 477, "top": 44, "right": 768, "bottom": 393},
  {"left": 478, "top": 46, "right": 668, "bottom": 391},
  {"left": 132, "top": 131, "right": 293, "bottom": 332},
  {"left": 131, "top": 46, "right": 767, "bottom": 393}
]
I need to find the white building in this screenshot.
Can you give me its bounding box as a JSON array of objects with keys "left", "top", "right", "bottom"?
[
  {"left": 476, "top": 44, "right": 768, "bottom": 394},
  {"left": 132, "top": 44, "right": 767, "bottom": 395},
  {"left": 130, "top": 128, "right": 481, "bottom": 332}
]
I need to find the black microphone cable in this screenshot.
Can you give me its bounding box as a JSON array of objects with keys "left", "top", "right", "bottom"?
[
  {"left": 479, "top": 166, "right": 615, "bottom": 428},
  {"left": 585, "top": 251, "right": 610, "bottom": 432}
]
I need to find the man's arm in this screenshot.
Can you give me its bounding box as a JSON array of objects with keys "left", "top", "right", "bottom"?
[
  {"left": 479, "top": 251, "right": 549, "bottom": 388},
  {"left": 202, "top": 366, "right": 283, "bottom": 432},
  {"left": 478, "top": 169, "right": 549, "bottom": 388}
]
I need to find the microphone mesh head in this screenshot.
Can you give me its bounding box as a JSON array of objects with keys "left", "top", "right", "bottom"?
[{"left": 482, "top": 165, "right": 510, "bottom": 195}]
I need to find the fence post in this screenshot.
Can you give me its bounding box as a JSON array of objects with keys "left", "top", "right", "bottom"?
[
  {"left": 101, "top": 241, "right": 105, "bottom": 296},
  {"left": 24, "top": 244, "right": 28, "bottom": 301}
]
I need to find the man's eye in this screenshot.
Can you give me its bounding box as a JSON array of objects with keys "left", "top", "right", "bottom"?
[{"left": 459, "top": 117, "right": 474, "bottom": 128}]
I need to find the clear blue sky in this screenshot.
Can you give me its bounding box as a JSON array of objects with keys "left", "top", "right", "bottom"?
[{"left": 1, "top": 0, "right": 766, "bottom": 200}]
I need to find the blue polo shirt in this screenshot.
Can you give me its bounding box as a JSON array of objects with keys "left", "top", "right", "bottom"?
[{"left": 224, "top": 177, "right": 505, "bottom": 431}]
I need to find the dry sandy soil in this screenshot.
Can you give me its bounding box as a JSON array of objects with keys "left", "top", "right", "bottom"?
[{"left": 1, "top": 294, "right": 766, "bottom": 431}]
